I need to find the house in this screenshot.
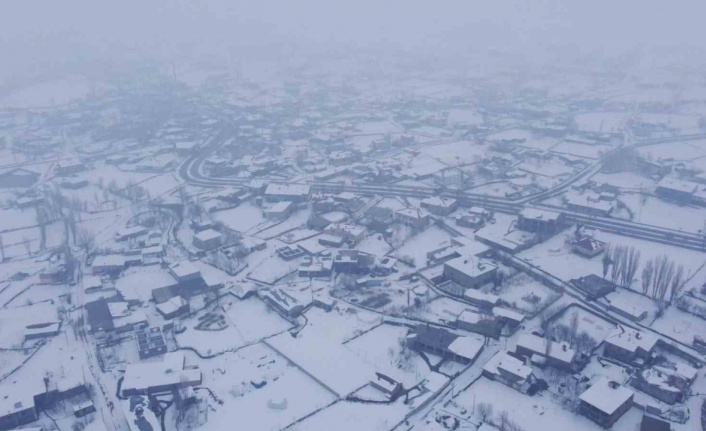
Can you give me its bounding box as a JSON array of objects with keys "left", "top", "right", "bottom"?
[
  {"left": 515, "top": 333, "right": 576, "bottom": 370},
  {"left": 641, "top": 414, "right": 672, "bottom": 431},
  {"left": 318, "top": 234, "right": 345, "bottom": 248},
  {"left": 0, "top": 167, "right": 40, "bottom": 188},
  {"left": 324, "top": 224, "right": 366, "bottom": 246},
  {"left": 631, "top": 365, "right": 696, "bottom": 405},
  {"left": 462, "top": 289, "right": 501, "bottom": 309},
  {"left": 24, "top": 322, "right": 61, "bottom": 341},
  {"left": 442, "top": 256, "right": 497, "bottom": 290},
  {"left": 456, "top": 213, "right": 485, "bottom": 229},
  {"left": 655, "top": 177, "right": 697, "bottom": 204},
  {"left": 141, "top": 245, "right": 165, "bottom": 264},
  {"left": 482, "top": 351, "right": 534, "bottom": 393},
  {"left": 395, "top": 208, "right": 431, "bottom": 229},
  {"left": 370, "top": 373, "right": 403, "bottom": 400},
  {"left": 60, "top": 177, "right": 88, "bottom": 189},
  {"left": 83, "top": 275, "right": 103, "bottom": 293},
  {"left": 260, "top": 288, "right": 309, "bottom": 318},
  {"left": 115, "top": 225, "right": 148, "bottom": 242},
  {"left": 313, "top": 295, "right": 337, "bottom": 312},
  {"left": 73, "top": 400, "right": 95, "bottom": 417},
  {"left": 566, "top": 196, "right": 613, "bottom": 217},
  {"left": 333, "top": 249, "right": 375, "bottom": 274},
  {"left": 156, "top": 296, "right": 189, "bottom": 320},
  {"left": 168, "top": 261, "right": 202, "bottom": 283},
  {"left": 421, "top": 197, "right": 458, "bottom": 216},
  {"left": 192, "top": 229, "right": 222, "bottom": 250},
  {"left": 121, "top": 352, "right": 201, "bottom": 396},
  {"left": 0, "top": 380, "right": 46, "bottom": 430},
  {"left": 135, "top": 327, "right": 168, "bottom": 360},
  {"left": 516, "top": 208, "right": 564, "bottom": 237},
  {"left": 456, "top": 310, "right": 501, "bottom": 339},
  {"left": 603, "top": 326, "right": 658, "bottom": 364},
  {"left": 571, "top": 237, "right": 606, "bottom": 258},
  {"left": 570, "top": 274, "right": 615, "bottom": 300},
  {"left": 298, "top": 257, "right": 333, "bottom": 278},
  {"left": 407, "top": 325, "right": 484, "bottom": 365},
  {"left": 264, "top": 183, "right": 310, "bottom": 203},
  {"left": 578, "top": 377, "right": 634, "bottom": 427},
  {"left": 263, "top": 201, "right": 293, "bottom": 219},
  {"left": 55, "top": 160, "right": 85, "bottom": 176},
  {"left": 492, "top": 307, "right": 525, "bottom": 329},
  {"left": 91, "top": 254, "right": 126, "bottom": 275},
  {"left": 276, "top": 245, "right": 305, "bottom": 260}
]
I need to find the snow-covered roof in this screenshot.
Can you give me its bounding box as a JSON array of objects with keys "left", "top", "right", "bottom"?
[
  {"left": 92, "top": 254, "right": 126, "bottom": 267},
  {"left": 169, "top": 261, "right": 201, "bottom": 279},
  {"left": 447, "top": 336, "right": 484, "bottom": 360},
  {"left": 492, "top": 307, "right": 525, "bottom": 323},
  {"left": 605, "top": 325, "right": 658, "bottom": 354},
  {"left": 463, "top": 289, "right": 500, "bottom": 305},
  {"left": 483, "top": 351, "right": 532, "bottom": 382},
  {"left": 579, "top": 377, "right": 634, "bottom": 415},
  {"left": 445, "top": 256, "right": 497, "bottom": 279},
  {"left": 656, "top": 177, "right": 697, "bottom": 194},
  {"left": 122, "top": 352, "right": 200, "bottom": 395},
  {"left": 516, "top": 333, "right": 575, "bottom": 364},
  {"left": 519, "top": 208, "right": 562, "bottom": 221},
  {"left": 265, "top": 183, "right": 311, "bottom": 196},
  {"left": 194, "top": 229, "right": 222, "bottom": 242}
]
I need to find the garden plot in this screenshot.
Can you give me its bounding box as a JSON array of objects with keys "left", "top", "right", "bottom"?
[
  {"left": 588, "top": 171, "right": 656, "bottom": 191},
  {"left": 356, "top": 234, "right": 392, "bottom": 257},
  {"left": 651, "top": 305, "right": 706, "bottom": 346},
  {"left": 0, "top": 302, "right": 59, "bottom": 348},
  {"left": 176, "top": 298, "right": 292, "bottom": 355},
  {"left": 493, "top": 273, "right": 559, "bottom": 314},
  {"left": 456, "top": 377, "right": 609, "bottom": 431},
  {"left": 392, "top": 226, "right": 454, "bottom": 268},
  {"left": 254, "top": 210, "right": 309, "bottom": 239},
  {"left": 551, "top": 304, "right": 617, "bottom": 345},
  {"left": 194, "top": 343, "right": 337, "bottom": 431},
  {"left": 551, "top": 141, "right": 611, "bottom": 160},
  {"left": 0, "top": 207, "right": 40, "bottom": 230},
  {"left": 416, "top": 297, "right": 469, "bottom": 325},
  {"left": 518, "top": 229, "right": 706, "bottom": 295},
  {"left": 419, "top": 141, "right": 487, "bottom": 165},
  {"left": 213, "top": 202, "right": 265, "bottom": 233},
  {"left": 266, "top": 307, "right": 382, "bottom": 397},
  {"left": 574, "top": 112, "right": 627, "bottom": 133},
  {"left": 618, "top": 193, "right": 706, "bottom": 233},
  {"left": 295, "top": 397, "right": 426, "bottom": 431},
  {"left": 345, "top": 323, "right": 433, "bottom": 387},
  {"left": 247, "top": 253, "right": 300, "bottom": 285}
]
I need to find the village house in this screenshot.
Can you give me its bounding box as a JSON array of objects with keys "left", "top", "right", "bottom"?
[
  {"left": 260, "top": 288, "right": 310, "bottom": 318},
  {"left": 115, "top": 225, "right": 148, "bottom": 242},
  {"left": 482, "top": 351, "right": 535, "bottom": 393},
  {"left": 578, "top": 377, "right": 634, "bottom": 427},
  {"left": 516, "top": 208, "right": 565, "bottom": 238},
  {"left": 407, "top": 325, "right": 484, "bottom": 365},
  {"left": 264, "top": 183, "right": 311, "bottom": 203},
  {"left": 420, "top": 196, "right": 458, "bottom": 216},
  {"left": 91, "top": 254, "right": 126, "bottom": 275},
  {"left": 631, "top": 364, "right": 697, "bottom": 405},
  {"left": 571, "top": 237, "right": 606, "bottom": 258},
  {"left": 0, "top": 167, "right": 40, "bottom": 188},
  {"left": 570, "top": 274, "right": 615, "bottom": 300},
  {"left": 121, "top": 352, "right": 201, "bottom": 397},
  {"left": 603, "top": 326, "right": 658, "bottom": 365},
  {"left": 192, "top": 229, "right": 222, "bottom": 250},
  {"left": 515, "top": 333, "right": 576, "bottom": 370},
  {"left": 135, "top": 327, "right": 168, "bottom": 359},
  {"left": 370, "top": 373, "right": 404, "bottom": 400},
  {"left": 655, "top": 177, "right": 697, "bottom": 204},
  {"left": 395, "top": 208, "right": 431, "bottom": 230},
  {"left": 456, "top": 309, "right": 501, "bottom": 339},
  {"left": 442, "top": 256, "right": 498, "bottom": 290}
]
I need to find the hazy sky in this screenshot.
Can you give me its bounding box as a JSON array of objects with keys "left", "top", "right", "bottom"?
[{"left": 2, "top": 1, "right": 705, "bottom": 84}]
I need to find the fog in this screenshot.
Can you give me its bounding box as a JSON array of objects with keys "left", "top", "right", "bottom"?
[{"left": 3, "top": 0, "right": 706, "bottom": 84}]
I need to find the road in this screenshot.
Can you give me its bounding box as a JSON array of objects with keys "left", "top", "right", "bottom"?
[{"left": 179, "top": 129, "right": 706, "bottom": 251}]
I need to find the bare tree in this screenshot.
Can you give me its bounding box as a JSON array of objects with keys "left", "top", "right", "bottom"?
[
  {"left": 568, "top": 312, "right": 579, "bottom": 346},
  {"left": 477, "top": 402, "right": 493, "bottom": 422},
  {"left": 641, "top": 259, "right": 654, "bottom": 295},
  {"left": 601, "top": 243, "right": 612, "bottom": 278},
  {"left": 498, "top": 411, "right": 511, "bottom": 431},
  {"left": 22, "top": 236, "right": 31, "bottom": 256},
  {"left": 610, "top": 245, "right": 625, "bottom": 285},
  {"left": 0, "top": 234, "right": 4, "bottom": 261},
  {"left": 669, "top": 265, "right": 686, "bottom": 303},
  {"left": 76, "top": 228, "right": 95, "bottom": 255},
  {"left": 622, "top": 246, "right": 640, "bottom": 287}
]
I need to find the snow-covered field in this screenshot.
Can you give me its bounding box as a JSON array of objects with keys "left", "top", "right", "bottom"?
[{"left": 177, "top": 298, "right": 292, "bottom": 355}]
